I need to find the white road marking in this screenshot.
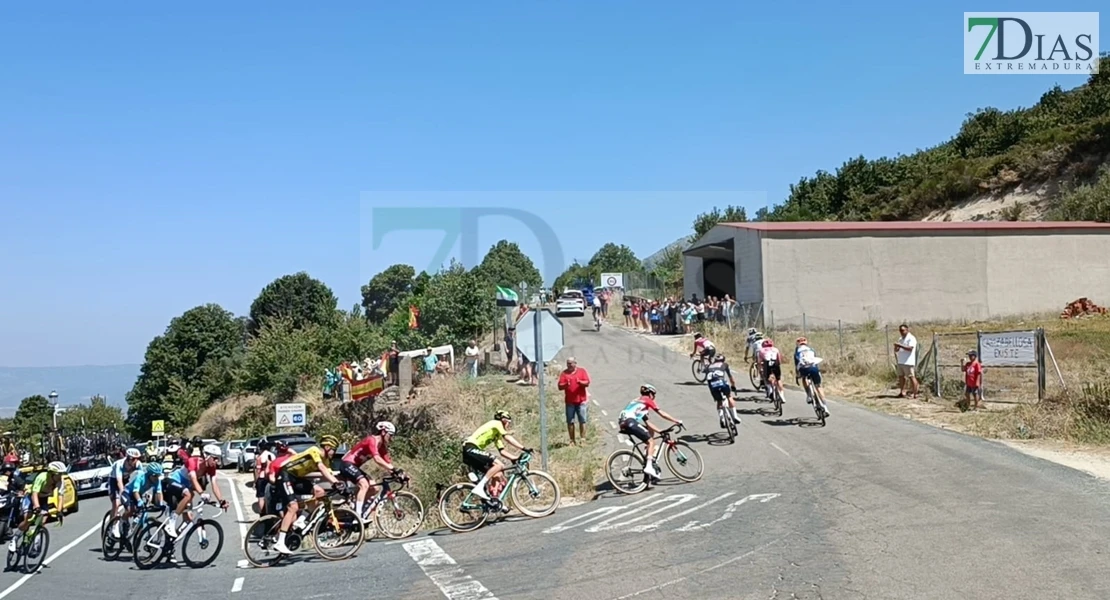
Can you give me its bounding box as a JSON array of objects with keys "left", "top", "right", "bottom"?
[
  {"left": 770, "top": 442, "right": 791, "bottom": 457},
  {"left": 675, "top": 493, "right": 780, "bottom": 532},
  {"left": 403, "top": 539, "right": 499, "bottom": 600},
  {"left": 237, "top": 559, "right": 250, "bottom": 569},
  {"left": 609, "top": 421, "right": 617, "bottom": 430},
  {"left": 231, "top": 577, "right": 245, "bottom": 593},
  {"left": 222, "top": 474, "right": 249, "bottom": 543},
  {"left": 601, "top": 409, "right": 608, "bottom": 416},
  {"left": 0, "top": 522, "right": 100, "bottom": 600},
  {"left": 585, "top": 494, "right": 697, "bottom": 532},
  {"left": 621, "top": 438, "right": 633, "bottom": 447},
  {"left": 542, "top": 494, "right": 663, "bottom": 534},
  {"left": 628, "top": 492, "right": 737, "bottom": 532}
]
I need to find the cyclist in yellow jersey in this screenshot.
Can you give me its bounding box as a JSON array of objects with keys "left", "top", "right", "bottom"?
[
  {"left": 271, "top": 435, "right": 342, "bottom": 555},
  {"left": 462, "top": 411, "right": 530, "bottom": 501}
]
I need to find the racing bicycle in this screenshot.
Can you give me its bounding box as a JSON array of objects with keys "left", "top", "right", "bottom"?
[
  {"left": 763, "top": 361, "right": 784, "bottom": 417},
  {"left": 800, "top": 372, "right": 829, "bottom": 426},
  {"left": 605, "top": 423, "right": 704, "bottom": 494},
  {"left": 355, "top": 473, "right": 425, "bottom": 540},
  {"left": 242, "top": 485, "right": 364, "bottom": 567},
  {"left": 133, "top": 499, "right": 225, "bottom": 569},
  {"left": 6, "top": 506, "right": 55, "bottom": 574},
  {"left": 103, "top": 503, "right": 165, "bottom": 561},
  {"left": 691, "top": 356, "right": 711, "bottom": 383},
  {"left": 438, "top": 450, "right": 560, "bottom": 533},
  {"left": 714, "top": 388, "right": 738, "bottom": 444}
]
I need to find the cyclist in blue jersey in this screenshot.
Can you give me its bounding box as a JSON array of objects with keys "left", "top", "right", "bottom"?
[
  {"left": 705, "top": 354, "right": 742, "bottom": 427},
  {"left": 165, "top": 445, "right": 227, "bottom": 538},
  {"left": 109, "top": 448, "right": 143, "bottom": 519},
  {"left": 617, "top": 385, "right": 683, "bottom": 479},
  {"left": 114, "top": 462, "right": 164, "bottom": 539},
  {"left": 794, "top": 337, "right": 829, "bottom": 416}
]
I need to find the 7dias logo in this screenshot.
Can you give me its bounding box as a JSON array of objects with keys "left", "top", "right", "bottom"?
[{"left": 964, "top": 12, "right": 1099, "bottom": 74}]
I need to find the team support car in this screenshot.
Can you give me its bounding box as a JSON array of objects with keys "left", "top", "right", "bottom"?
[
  {"left": 555, "top": 291, "right": 586, "bottom": 317},
  {"left": 66, "top": 455, "right": 113, "bottom": 497}
]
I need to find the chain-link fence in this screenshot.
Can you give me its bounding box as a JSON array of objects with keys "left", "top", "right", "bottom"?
[{"left": 621, "top": 271, "right": 668, "bottom": 299}]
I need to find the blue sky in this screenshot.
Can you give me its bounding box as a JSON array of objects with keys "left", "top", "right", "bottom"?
[{"left": 1, "top": 2, "right": 1103, "bottom": 367}]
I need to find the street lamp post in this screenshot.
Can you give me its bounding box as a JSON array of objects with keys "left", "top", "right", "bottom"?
[{"left": 48, "top": 390, "right": 59, "bottom": 431}]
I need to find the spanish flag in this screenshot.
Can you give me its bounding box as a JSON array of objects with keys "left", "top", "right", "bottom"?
[
  {"left": 350, "top": 374, "right": 385, "bottom": 402},
  {"left": 409, "top": 305, "right": 420, "bottom": 329}
]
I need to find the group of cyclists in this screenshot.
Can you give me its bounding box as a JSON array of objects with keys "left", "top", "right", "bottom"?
[
  {"left": 1, "top": 460, "right": 70, "bottom": 554},
  {"left": 688, "top": 327, "right": 830, "bottom": 419}
]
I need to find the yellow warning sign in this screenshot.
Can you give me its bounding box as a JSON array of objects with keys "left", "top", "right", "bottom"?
[{"left": 151, "top": 420, "right": 165, "bottom": 436}]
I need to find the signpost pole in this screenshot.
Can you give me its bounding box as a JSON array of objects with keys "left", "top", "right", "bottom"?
[{"left": 534, "top": 308, "right": 548, "bottom": 471}]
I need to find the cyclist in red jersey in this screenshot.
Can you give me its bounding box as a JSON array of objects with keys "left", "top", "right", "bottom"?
[
  {"left": 264, "top": 440, "right": 296, "bottom": 516},
  {"left": 339, "top": 421, "right": 402, "bottom": 522}
]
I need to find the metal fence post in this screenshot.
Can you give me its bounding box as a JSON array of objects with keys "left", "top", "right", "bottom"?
[
  {"left": 932, "top": 333, "right": 940, "bottom": 398},
  {"left": 802, "top": 313, "right": 807, "bottom": 338},
  {"left": 885, "top": 325, "right": 891, "bottom": 368},
  {"left": 838, "top": 319, "right": 843, "bottom": 359},
  {"left": 976, "top": 330, "right": 984, "bottom": 401},
  {"left": 1037, "top": 328, "right": 1046, "bottom": 401}
]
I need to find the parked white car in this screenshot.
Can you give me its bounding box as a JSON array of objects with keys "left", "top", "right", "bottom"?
[
  {"left": 555, "top": 291, "right": 586, "bottom": 316},
  {"left": 220, "top": 440, "right": 246, "bottom": 469},
  {"left": 68, "top": 456, "right": 114, "bottom": 497}
]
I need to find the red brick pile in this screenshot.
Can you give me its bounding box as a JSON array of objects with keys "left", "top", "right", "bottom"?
[{"left": 1060, "top": 297, "right": 1108, "bottom": 319}]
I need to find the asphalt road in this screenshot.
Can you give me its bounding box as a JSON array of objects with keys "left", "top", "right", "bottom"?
[{"left": 7, "top": 317, "right": 1110, "bottom": 599}]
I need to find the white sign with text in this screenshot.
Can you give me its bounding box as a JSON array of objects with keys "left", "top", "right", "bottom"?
[{"left": 979, "top": 331, "right": 1037, "bottom": 366}]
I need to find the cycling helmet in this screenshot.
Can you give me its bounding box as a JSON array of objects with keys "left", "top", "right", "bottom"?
[
  {"left": 762, "top": 339, "right": 774, "bottom": 347},
  {"left": 796, "top": 337, "right": 807, "bottom": 345},
  {"left": 273, "top": 439, "right": 290, "bottom": 451},
  {"left": 376, "top": 421, "right": 396, "bottom": 435},
  {"left": 47, "top": 461, "right": 67, "bottom": 473},
  {"left": 202, "top": 444, "right": 222, "bottom": 458},
  {"left": 126, "top": 447, "right": 142, "bottom": 459},
  {"left": 319, "top": 435, "right": 340, "bottom": 449},
  {"left": 257, "top": 440, "right": 271, "bottom": 452},
  {"left": 0, "top": 463, "right": 16, "bottom": 474},
  {"left": 640, "top": 384, "right": 657, "bottom": 396},
  {"left": 190, "top": 436, "right": 203, "bottom": 447},
  {"left": 712, "top": 353, "right": 725, "bottom": 362},
  {"left": 494, "top": 410, "right": 512, "bottom": 421},
  {"left": 693, "top": 333, "right": 703, "bottom": 339},
  {"left": 146, "top": 463, "right": 164, "bottom": 475},
  {"left": 747, "top": 327, "right": 757, "bottom": 335}
]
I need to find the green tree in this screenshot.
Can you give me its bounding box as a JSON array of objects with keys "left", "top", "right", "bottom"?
[
  {"left": 417, "top": 261, "right": 494, "bottom": 350},
  {"left": 241, "top": 318, "right": 327, "bottom": 402},
  {"left": 320, "top": 309, "right": 390, "bottom": 365},
  {"left": 692, "top": 205, "right": 748, "bottom": 239},
  {"left": 587, "top": 243, "right": 642, "bottom": 274},
  {"left": 125, "top": 304, "right": 243, "bottom": 436},
  {"left": 249, "top": 272, "right": 338, "bottom": 334},
  {"left": 553, "top": 260, "right": 595, "bottom": 294},
  {"left": 473, "top": 240, "right": 543, "bottom": 292},
  {"left": 13, "top": 395, "right": 52, "bottom": 439},
  {"left": 1050, "top": 165, "right": 1110, "bottom": 222},
  {"left": 57, "top": 395, "right": 126, "bottom": 432},
  {"left": 360, "top": 264, "right": 416, "bottom": 324}
]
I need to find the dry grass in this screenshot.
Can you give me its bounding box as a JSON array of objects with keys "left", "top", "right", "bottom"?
[{"left": 699, "top": 312, "right": 1110, "bottom": 445}]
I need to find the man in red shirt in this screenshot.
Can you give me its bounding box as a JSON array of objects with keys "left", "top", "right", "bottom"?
[
  {"left": 961, "top": 350, "right": 983, "bottom": 411},
  {"left": 557, "top": 357, "right": 591, "bottom": 445}
]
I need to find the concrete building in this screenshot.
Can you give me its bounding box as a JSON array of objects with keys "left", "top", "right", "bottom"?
[{"left": 682, "top": 221, "right": 1110, "bottom": 325}]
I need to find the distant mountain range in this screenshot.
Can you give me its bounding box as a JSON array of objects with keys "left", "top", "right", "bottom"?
[
  {"left": 0, "top": 365, "right": 140, "bottom": 417},
  {"left": 642, "top": 234, "right": 694, "bottom": 271}
]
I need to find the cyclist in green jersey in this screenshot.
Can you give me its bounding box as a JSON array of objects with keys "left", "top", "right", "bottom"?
[
  {"left": 462, "top": 411, "right": 531, "bottom": 500},
  {"left": 11, "top": 461, "right": 66, "bottom": 551}
]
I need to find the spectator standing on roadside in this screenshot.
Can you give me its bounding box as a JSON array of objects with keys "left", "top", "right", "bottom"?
[
  {"left": 504, "top": 328, "right": 515, "bottom": 370},
  {"left": 894, "top": 323, "right": 920, "bottom": 399},
  {"left": 422, "top": 347, "right": 439, "bottom": 380},
  {"left": 465, "top": 340, "right": 480, "bottom": 378},
  {"left": 387, "top": 341, "right": 400, "bottom": 387},
  {"left": 557, "top": 357, "right": 591, "bottom": 445},
  {"left": 961, "top": 350, "right": 983, "bottom": 411},
  {"left": 623, "top": 298, "right": 632, "bottom": 327}
]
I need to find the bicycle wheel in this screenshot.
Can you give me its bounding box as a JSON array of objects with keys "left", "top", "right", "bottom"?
[
  {"left": 749, "top": 361, "right": 761, "bottom": 390},
  {"left": 437, "top": 483, "right": 489, "bottom": 532},
  {"left": 5, "top": 544, "right": 20, "bottom": 572},
  {"left": 181, "top": 519, "right": 224, "bottom": 568},
  {"left": 774, "top": 387, "right": 783, "bottom": 416},
  {"left": 725, "top": 411, "right": 737, "bottom": 444},
  {"left": 102, "top": 516, "right": 127, "bottom": 561},
  {"left": 814, "top": 394, "right": 827, "bottom": 426},
  {"left": 510, "top": 470, "right": 561, "bottom": 518},
  {"left": 24, "top": 527, "right": 49, "bottom": 573},
  {"left": 242, "top": 515, "right": 282, "bottom": 568},
  {"left": 605, "top": 449, "right": 648, "bottom": 495},
  {"left": 311, "top": 506, "right": 364, "bottom": 561},
  {"left": 691, "top": 360, "right": 707, "bottom": 383},
  {"left": 132, "top": 521, "right": 168, "bottom": 570},
  {"left": 375, "top": 491, "right": 425, "bottom": 539},
  {"left": 664, "top": 442, "right": 704, "bottom": 483},
  {"left": 100, "top": 508, "right": 114, "bottom": 543}
]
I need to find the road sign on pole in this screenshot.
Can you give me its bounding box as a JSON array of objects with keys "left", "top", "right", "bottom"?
[
  {"left": 514, "top": 308, "right": 564, "bottom": 364},
  {"left": 151, "top": 420, "right": 165, "bottom": 437},
  {"left": 535, "top": 309, "right": 548, "bottom": 471},
  {"left": 275, "top": 403, "right": 306, "bottom": 428}
]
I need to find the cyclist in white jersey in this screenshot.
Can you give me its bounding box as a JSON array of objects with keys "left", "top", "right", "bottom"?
[
  {"left": 794, "top": 337, "right": 829, "bottom": 414},
  {"left": 706, "top": 355, "right": 742, "bottom": 427},
  {"left": 744, "top": 328, "right": 764, "bottom": 362}
]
